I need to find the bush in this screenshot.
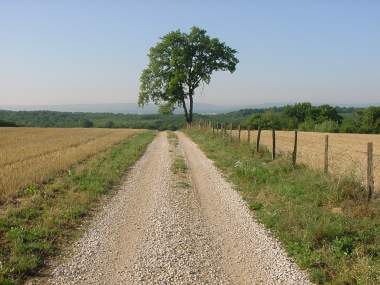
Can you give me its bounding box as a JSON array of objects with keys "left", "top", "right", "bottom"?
[
  {"left": 314, "top": 120, "right": 339, "bottom": 133},
  {"left": 81, "top": 119, "right": 93, "bottom": 128},
  {"left": 104, "top": 121, "right": 114, "bottom": 128}
]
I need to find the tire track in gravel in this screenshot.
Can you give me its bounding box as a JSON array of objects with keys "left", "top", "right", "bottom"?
[
  {"left": 45, "top": 132, "right": 172, "bottom": 284},
  {"left": 177, "top": 131, "right": 311, "bottom": 285},
  {"left": 129, "top": 132, "right": 230, "bottom": 284}
]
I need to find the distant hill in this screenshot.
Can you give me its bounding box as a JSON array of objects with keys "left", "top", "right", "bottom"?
[
  {"left": 1, "top": 102, "right": 378, "bottom": 115},
  {"left": 0, "top": 102, "right": 290, "bottom": 115}
]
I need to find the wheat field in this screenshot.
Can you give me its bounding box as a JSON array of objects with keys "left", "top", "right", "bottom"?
[
  {"left": 0, "top": 128, "right": 143, "bottom": 199},
  {"left": 231, "top": 130, "right": 380, "bottom": 192}
]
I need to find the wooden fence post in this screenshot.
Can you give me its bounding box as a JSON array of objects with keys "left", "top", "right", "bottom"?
[
  {"left": 230, "top": 123, "right": 233, "bottom": 141},
  {"left": 292, "top": 130, "right": 298, "bottom": 166},
  {"left": 272, "top": 128, "right": 276, "bottom": 160},
  {"left": 256, "top": 127, "right": 261, "bottom": 153},
  {"left": 238, "top": 125, "right": 241, "bottom": 142},
  {"left": 247, "top": 127, "right": 251, "bottom": 144},
  {"left": 367, "top": 142, "right": 374, "bottom": 201},
  {"left": 324, "top": 135, "right": 329, "bottom": 173},
  {"left": 212, "top": 123, "right": 215, "bottom": 135}
]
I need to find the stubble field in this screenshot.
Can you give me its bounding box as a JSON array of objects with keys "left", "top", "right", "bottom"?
[
  {"left": 233, "top": 130, "right": 380, "bottom": 191},
  {"left": 0, "top": 127, "right": 142, "bottom": 200}
]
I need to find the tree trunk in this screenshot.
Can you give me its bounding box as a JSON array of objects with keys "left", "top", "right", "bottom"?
[
  {"left": 189, "top": 92, "right": 194, "bottom": 123},
  {"left": 181, "top": 98, "right": 190, "bottom": 123}
]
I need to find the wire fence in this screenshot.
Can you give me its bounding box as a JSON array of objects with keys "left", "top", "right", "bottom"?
[{"left": 190, "top": 121, "right": 379, "bottom": 198}]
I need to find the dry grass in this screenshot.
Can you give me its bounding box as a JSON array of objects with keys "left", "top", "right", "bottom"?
[
  {"left": 233, "top": 130, "right": 380, "bottom": 191},
  {"left": 0, "top": 128, "right": 142, "bottom": 199}
]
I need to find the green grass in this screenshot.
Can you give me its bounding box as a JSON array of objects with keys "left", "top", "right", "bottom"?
[
  {"left": 167, "top": 131, "right": 188, "bottom": 175},
  {"left": 0, "top": 131, "right": 156, "bottom": 285},
  {"left": 185, "top": 129, "right": 380, "bottom": 285},
  {"left": 172, "top": 158, "right": 188, "bottom": 174}
]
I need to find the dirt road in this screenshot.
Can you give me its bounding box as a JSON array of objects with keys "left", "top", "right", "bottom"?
[{"left": 43, "top": 132, "right": 310, "bottom": 284}]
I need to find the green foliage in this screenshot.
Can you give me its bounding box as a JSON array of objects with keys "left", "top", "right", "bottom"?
[
  {"left": 104, "top": 120, "right": 114, "bottom": 128},
  {"left": 314, "top": 120, "right": 339, "bottom": 133},
  {"left": 0, "top": 110, "right": 189, "bottom": 130},
  {"left": 185, "top": 129, "right": 380, "bottom": 284},
  {"left": 246, "top": 109, "right": 296, "bottom": 129},
  {"left": 0, "top": 119, "right": 17, "bottom": 127},
  {"left": 158, "top": 103, "right": 175, "bottom": 115},
  {"left": 357, "top": 106, "right": 380, "bottom": 133},
  {"left": 81, "top": 119, "right": 93, "bottom": 128},
  {"left": 139, "top": 26, "right": 238, "bottom": 123},
  {"left": 172, "top": 158, "right": 188, "bottom": 174},
  {"left": 0, "top": 131, "right": 155, "bottom": 284},
  {"left": 1, "top": 103, "right": 380, "bottom": 134},
  {"left": 207, "top": 103, "right": 380, "bottom": 134}
]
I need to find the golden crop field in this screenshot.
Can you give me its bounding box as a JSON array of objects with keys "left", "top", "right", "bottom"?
[
  {"left": 0, "top": 128, "right": 143, "bottom": 199},
  {"left": 233, "top": 130, "right": 380, "bottom": 192}
]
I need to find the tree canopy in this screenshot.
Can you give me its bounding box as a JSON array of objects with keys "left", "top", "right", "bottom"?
[{"left": 139, "top": 26, "right": 239, "bottom": 123}]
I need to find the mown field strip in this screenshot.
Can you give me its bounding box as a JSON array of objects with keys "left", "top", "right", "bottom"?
[
  {"left": 235, "top": 130, "right": 380, "bottom": 190},
  {"left": 0, "top": 128, "right": 143, "bottom": 199}
]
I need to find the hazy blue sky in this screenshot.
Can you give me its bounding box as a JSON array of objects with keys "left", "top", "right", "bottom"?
[{"left": 1, "top": 0, "right": 379, "bottom": 106}]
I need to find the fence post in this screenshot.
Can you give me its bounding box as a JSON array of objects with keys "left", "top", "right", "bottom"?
[
  {"left": 367, "top": 142, "right": 374, "bottom": 201},
  {"left": 272, "top": 128, "right": 276, "bottom": 160},
  {"left": 256, "top": 127, "right": 261, "bottom": 153},
  {"left": 230, "top": 123, "right": 233, "bottom": 141},
  {"left": 324, "top": 135, "right": 329, "bottom": 173},
  {"left": 292, "top": 130, "right": 298, "bottom": 166},
  {"left": 247, "top": 127, "right": 251, "bottom": 144},
  {"left": 212, "top": 122, "right": 215, "bottom": 135},
  {"left": 238, "top": 125, "right": 241, "bottom": 143}
]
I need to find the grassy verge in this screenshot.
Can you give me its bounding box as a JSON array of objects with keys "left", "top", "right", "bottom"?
[
  {"left": 167, "top": 132, "right": 189, "bottom": 184},
  {"left": 0, "top": 131, "right": 156, "bottom": 285},
  {"left": 185, "top": 129, "right": 380, "bottom": 285}
]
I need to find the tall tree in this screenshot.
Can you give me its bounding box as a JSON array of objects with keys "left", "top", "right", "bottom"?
[{"left": 138, "top": 26, "right": 238, "bottom": 123}]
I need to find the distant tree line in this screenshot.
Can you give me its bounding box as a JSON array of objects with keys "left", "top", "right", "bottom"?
[
  {"left": 223, "top": 103, "right": 380, "bottom": 133},
  {"left": 0, "top": 110, "right": 187, "bottom": 130},
  {"left": 1, "top": 103, "right": 379, "bottom": 133},
  {"left": 0, "top": 119, "right": 17, "bottom": 127}
]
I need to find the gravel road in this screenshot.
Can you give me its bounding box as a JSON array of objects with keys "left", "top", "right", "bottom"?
[{"left": 42, "top": 131, "right": 310, "bottom": 285}]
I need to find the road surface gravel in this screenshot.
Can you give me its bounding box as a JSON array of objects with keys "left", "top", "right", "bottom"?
[{"left": 42, "top": 131, "right": 310, "bottom": 284}]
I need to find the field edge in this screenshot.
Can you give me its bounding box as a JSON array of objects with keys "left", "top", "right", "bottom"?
[
  {"left": 0, "top": 131, "right": 156, "bottom": 285},
  {"left": 184, "top": 128, "right": 380, "bottom": 285}
]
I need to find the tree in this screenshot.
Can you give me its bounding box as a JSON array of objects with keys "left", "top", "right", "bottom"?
[
  {"left": 284, "top": 102, "right": 313, "bottom": 122},
  {"left": 158, "top": 103, "right": 175, "bottom": 115},
  {"left": 81, "top": 119, "right": 93, "bottom": 128},
  {"left": 139, "top": 26, "right": 239, "bottom": 123},
  {"left": 313, "top": 104, "right": 342, "bottom": 124},
  {"left": 358, "top": 106, "right": 380, "bottom": 133},
  {"left": 0, "top": 119, "right": 17, "bottom": 127},
  {"left": 104, "top": 120, "right": 114, "bottom": 128}
]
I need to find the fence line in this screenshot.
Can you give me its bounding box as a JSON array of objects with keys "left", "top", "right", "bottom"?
[{"left": 191, "top": 121, "right": 378, "bottom": 199}]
